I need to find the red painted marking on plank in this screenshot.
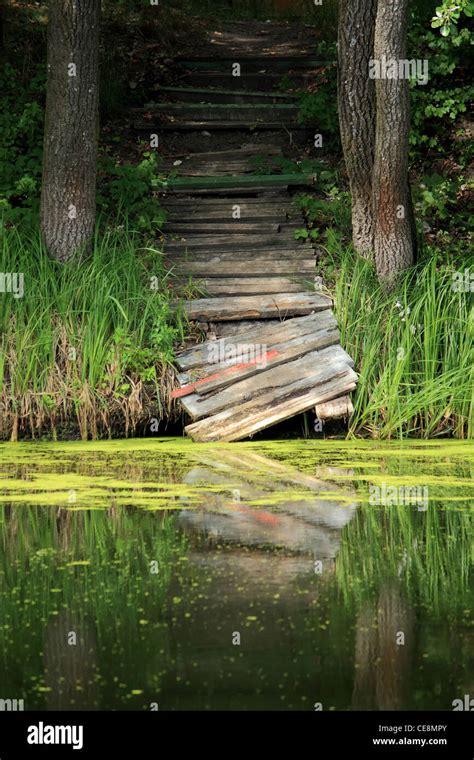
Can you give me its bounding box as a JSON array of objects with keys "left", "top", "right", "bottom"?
[{"left": 171, "top": 349, "right": 279, "bottom": 398}]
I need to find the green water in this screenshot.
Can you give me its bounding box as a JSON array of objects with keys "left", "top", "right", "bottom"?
[{"left": 0, "top": 438, "right": 472, "bottom": 711}]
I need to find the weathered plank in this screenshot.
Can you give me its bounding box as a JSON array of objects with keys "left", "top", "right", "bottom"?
[
  {"left": 185, "top": 364, "right": 358, "bottom": 442},
  {"left": 315, "top": 395, "right": 354, "bottom": 420},
  {"left": 175, "top": 73, "right": 310, "bottom": 90},
  {"left": 164, "top": 173, "right": 314, "bottom": 192},
  {"left": 135, "top": 120, "right": 309, "bottom": 132},
  {"left": 164, "top": 144, "right": 283, "bottom": 159},
  {"left": 177, "top": 57, "right": 335, "bottom": 72},
  {"left": 163, "top": 222, "right": 299, "bottom": 234},
  {"left": 159, "top": 86, "right": 299, "bottom": 104},
  {"left": 183, "top": 292, "right": 332, "bottom": 321},
  {"left": 177, "top": 277, "right": 311, "bottom": 296},
  {"left": 163, "top": 248, "right": 314, "bottom": 261},
  {"left": 177, "top": 327, "right": 343, "bottom": 402},
  {"left": 168, "top": 259, "right": 315, "bottom": 276},
  {"left": 165, "top": 235, "right": 305, "bottom": 251},
  {"left": 176, "top": 310, "right": 337, "bottom": 370}
]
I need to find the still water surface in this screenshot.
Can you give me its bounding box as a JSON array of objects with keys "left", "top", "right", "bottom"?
[{"left": 0, "top": 438, "right": 472, "bottom": 710}]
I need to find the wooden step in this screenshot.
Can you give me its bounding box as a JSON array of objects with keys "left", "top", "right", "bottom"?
[
  {"left": 168, "top": 259, "right": 315, "bottom": 277},
  {"left": 163, "top": 222, "right": 300, "bottom": 234},
  {"left": 174, "top": 73, "right": 309, "bottom": 90},
  {"left": 177, "top": 57, "right": 334, "bottom": 73},
  {"left": 185, "top": 359, "right": 357, "bottom": 442},
  {"left": 164, "top": 173, "right": 313, "bottom": 193},
  {"left": 177, "top": 325, "right": 342, "bottom": 403},
  {"left": 182, "top": 292, "right": 332, "bottom": 322},
  {"left": 135, "top": 120, "right": 309, "bottom": 132},
  {"left": 177, "top": 277, "right": 311, "bottom": 296},
  {"left": 163, "top": 247, "right": 314, "bottom": 261},
  {"left": 159, "top": 86, "right": 299, "bottom": 104},
  {"left": 176, "top": 311, "right": 337, "bottom": 371}
]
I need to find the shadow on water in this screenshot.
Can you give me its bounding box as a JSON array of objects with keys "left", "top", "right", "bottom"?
[{"left": 0, "top": 439, "right": 472, "bottom": 710}]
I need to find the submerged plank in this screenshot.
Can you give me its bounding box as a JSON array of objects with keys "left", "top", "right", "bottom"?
[{"left": 183, "top": 292, "right": 332, "bottom": 321}]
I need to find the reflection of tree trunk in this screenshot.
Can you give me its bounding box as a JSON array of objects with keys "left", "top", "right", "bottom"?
[
  {"left": 352, "top": 581, "right": 414, "bottom": 710},
  {"left": 352, "top": 602, "right": 377, "bottom": 710},
  {"left": 376, "top": 581, "right": 414, "bottom": 710},
  {"left": 44, "top": 612, "right": 98, "bottom": 710}
]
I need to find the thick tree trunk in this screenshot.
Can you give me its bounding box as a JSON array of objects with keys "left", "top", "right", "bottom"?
[
  {"left": 337, "top": 0, "right": 377, "bottom": 259},
  {"left": 41, "top": 0, "right": 100, "bottom": 263},
  {"left": 372, "top": 0, "right": 415, "bottom": 280}
]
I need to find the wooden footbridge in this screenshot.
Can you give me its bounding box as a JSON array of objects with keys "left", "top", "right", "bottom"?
[{"left": 147, "top": 23, "right": 357, "bottom": 441}]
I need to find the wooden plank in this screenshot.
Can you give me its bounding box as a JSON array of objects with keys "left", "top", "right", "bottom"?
[
  {"left": 177, "top": 327, "right": 343, "bottom": 402},
  {"left": 144, "top": 102, "right": 298, "bottom": 113},
  {"left": 175, "top": 73, "right": 309, "bottom": 89},
  {"left": 134, "top": 121, "right": 309, "bottom": 132},
  {"left": 163, "top": 248, "right": 314, "bottom": 261},
  {"left": 177, "top": 277, "right": 309, "bottom": 296},
  {"left": 176, "top": 310, "right": 337, "bottom": 370},
  {"left": 163, "top": 144, "right": 283, "bottom": 159},
  {"left": 163, "top": 222, "right": 299, "bottom": 234},
  {"left": 185, "top": 365, "right": 358, "bottom": 442},
  {"left": 159, "top": 86, "right": 299, "bottom": 103},
  {"left": 164, "top": 235, "right": 305, "bottom": 250},
  {"left": 166, "top": 211, "right": 296, "bottom": 222},
  {"left": 167, "top": 259, "right": 315, "bottom": 276},
  {"left": 182, "top": 292, "right": 332, "bottom": 322},
  {"left": 164, "top": 173, "right": 314, "bottom": 192},
  {"left": 315, "top": 395, "right": 354, "bottom": 420},
  {"left": 177, "top": 57, "right": 334, "bottom": 72},
  {"left": 163, "top": 196, "right": 291, "bottom": 206}
]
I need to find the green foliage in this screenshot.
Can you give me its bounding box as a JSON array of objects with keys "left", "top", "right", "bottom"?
[
  {"left": 409, "top": 21, "right": 473, "bottom": 156},
  {"left": 97, "top": 151, "right": 167, "bottom": 233},
  {"left": 431, "top": 0, "right": 474, "bottom": 36},
  {"left": 331, "top": 245, "right": 473, "bottom": 439},
  {"left": 296, "top": 47, "right": 338, "bottom": 146},
  {"left": 0, "top": 63, "right": 45, "bottom": 226},
  {"left": 415, "top": 173, "right": 472, "bottom": 227},
  {"left": 0, "top": 224, "right": 185, "bottom": 439}
]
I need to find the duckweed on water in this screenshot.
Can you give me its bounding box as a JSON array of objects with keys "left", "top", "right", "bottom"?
[{"left": 0, "top": 438, "right": 471, "bottom": 710}]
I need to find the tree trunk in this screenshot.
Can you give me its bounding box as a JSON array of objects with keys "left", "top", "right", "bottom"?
[
  {"left": 372, "top": 0, "right": 415, "bottom": 280},
  {"left": 40, "top": 0, "right": 100, "bottom": 263},
  {"left": 337, "top": 0, "right": 377, "bottom": 259}
]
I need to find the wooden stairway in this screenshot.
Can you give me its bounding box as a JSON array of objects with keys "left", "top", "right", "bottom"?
[{"left": 156, "top": 53, "right": 357, "bottom": 442}]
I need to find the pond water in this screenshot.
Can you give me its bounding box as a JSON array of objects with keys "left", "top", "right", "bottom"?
[{"left": 0, "top": 438, "right": 472, "bottom": 711}]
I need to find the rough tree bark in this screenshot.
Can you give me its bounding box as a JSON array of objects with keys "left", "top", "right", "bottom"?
[
  {"left": 372, "top": 0, "right": 416, "bottom": 279},
  {"left": 337, "top": 0, "right": 377, "bottom": 258},
  {"left": 40, "top": 0, "right": 100, "bottom": 262}
]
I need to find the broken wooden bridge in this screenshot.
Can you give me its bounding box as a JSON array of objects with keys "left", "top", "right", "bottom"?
[{"left": 153, "top": 41, "right": 356, "bottom": 441}]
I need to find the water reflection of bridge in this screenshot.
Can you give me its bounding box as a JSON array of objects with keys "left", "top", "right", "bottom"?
[{"left": 179, "top": 449, "right": 357, "bottom": 572}]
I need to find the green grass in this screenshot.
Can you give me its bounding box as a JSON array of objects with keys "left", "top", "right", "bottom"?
[
  {"left": 0, "top": 223, "right": 187, "bottom": 441},
  {"left": 330, "top": 238, "right": 474, "bottom": 439}
]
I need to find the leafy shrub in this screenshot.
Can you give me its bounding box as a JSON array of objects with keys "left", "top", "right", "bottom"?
[{"left": 0, "top": 63, "right": 45, "bottom": 226}]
